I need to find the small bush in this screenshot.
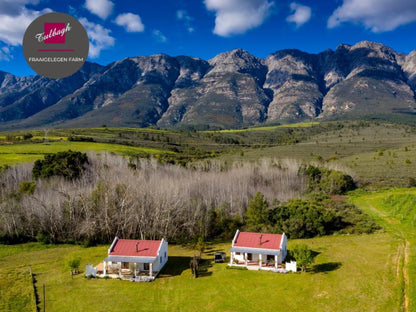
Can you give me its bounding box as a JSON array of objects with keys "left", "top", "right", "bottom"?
[
  {"left": 23, "top": 133, "right": 33, "bottom": 140},
  {"left": 19, "top": 181, "right": 36, "bottom": 195},
  {"left": 408, "top": 177, "right": 416, "bottom": 187},
  {"left": 36, "top": 231, "right": 52, "bottom": 244},
  {"left": 67, "top": 256, "right": 81, "bottom": 274},
  {"left": 226, "top": 266, "right": 248, "bottom": 270}
]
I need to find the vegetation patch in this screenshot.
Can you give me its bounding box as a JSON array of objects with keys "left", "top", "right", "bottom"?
[{"left": 32, "top": 150, "right": 88, "bottom": 179}]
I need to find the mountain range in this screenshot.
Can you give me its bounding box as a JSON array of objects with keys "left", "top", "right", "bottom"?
[{"left": 1, "top": 40, "right": 416, "bottom": 130}]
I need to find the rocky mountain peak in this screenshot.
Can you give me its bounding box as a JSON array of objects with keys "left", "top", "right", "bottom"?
[
  {"left": 1, "top": 41, "right": 416, "bottom": 130},
  {"left": 207, "top": 49, "right": 267, "bottom": 84}
]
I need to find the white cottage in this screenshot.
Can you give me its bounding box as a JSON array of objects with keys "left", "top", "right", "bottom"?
[
  {"left": 229, "top": 230, "right": 287, "bottom": 270},
  {"left": 100, "top": 237, "right": 168, "bottom": 281}
]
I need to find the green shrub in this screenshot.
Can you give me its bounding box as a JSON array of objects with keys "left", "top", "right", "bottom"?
[
  {"left": 32, "top": 150, "right": 88, "bottom": 179},
  {"left": 67, "top": 256, "right": 81, "bottom": 274},
  {"left": 303, "top": 165, "right": 355, "bottom": 195},
  {"left": 226, "top": 266, "right": 248, "bottom": 270},
  {"left": 291, "top": 244, "right": 314, "bottom": 272},
  {"left": 23, "top": 133, "right": 33, "bottom": 140},
  {"left": 268, "top": 196, "right": 379, "bottom": 238},
  {"left": 36, "top": 231, "right": 52, "bottom": 244},
  {"left": 19, "top": 181, "right": 36, "bottom": 195},
  {"left": 269, "top": 198, "right": 338, "bottom": 238}
]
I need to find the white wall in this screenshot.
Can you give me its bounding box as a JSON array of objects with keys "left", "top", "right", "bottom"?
[
  {"left": 152, "top": 239, "right": 168, "bottom": 272},
  {"left": 286, "top": 261, "right": 297, "bottom": 272},
  {"left": 280, "top": 234, "right": 288, "bottom": 262}
]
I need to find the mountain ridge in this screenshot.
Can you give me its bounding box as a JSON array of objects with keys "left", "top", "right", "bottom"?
[{"left": 1, "top": 40, "right": 416, "bottom": 130}]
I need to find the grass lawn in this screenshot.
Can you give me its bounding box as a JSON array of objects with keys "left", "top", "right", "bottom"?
[
  {"left": 350, "top": 188, "right": 416, "bottom": 311},
  {"left": 1, "top": 233, "right": 401, "bottom": 312}
]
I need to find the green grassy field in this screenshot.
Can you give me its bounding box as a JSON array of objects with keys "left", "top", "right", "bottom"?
[
  {"left": 210, "top": 121, "right": 320, "bottom": 133},
  {"left": 0, "top": 141, "right": 173, "bottom": 166},
  {"left": 0, "top": 233, "right": 401, "bottom": 312},
  {"left": 350, "top": 188, "right": 416, "bottom": 311}
]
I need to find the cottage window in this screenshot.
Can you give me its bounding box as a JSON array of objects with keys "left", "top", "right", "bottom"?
[
  {"left": 164, "top": 252, "right": 167, "bottom": 259},
  {"left": 247, "top": 253, "right": 252, "bottom": 260},
  {"left": 143, "top": 263, "right": 149, "bottom": 271},
  {"left": 122, "top": 262, "right": 129, "bottom": 269},
  {"left": 236, "top": 252, "right": 240, "bottom": 255},
  {"left": 160, "top": 256, "right": 162, "bottom": 264}
]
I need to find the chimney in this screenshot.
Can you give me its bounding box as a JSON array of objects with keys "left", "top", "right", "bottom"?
[
  {"left": 136, "top": 241, "right": 139, "bottom": 252},
  {"left": 259, "top": 234, "right": 263, "bottom": 246}
]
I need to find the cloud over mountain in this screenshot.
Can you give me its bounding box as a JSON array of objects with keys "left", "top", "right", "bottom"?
[
  {"left": 84, "top": 0, "right": 114, "bottom": 20},
  {"left": 115, "top": 13, "right": 144, "bottom": 32},
  {"left": 204, "top": 0, "right": 274, "bottom": 36},
  {"left": 328, "top": 0, "right": 416, "bottom": 32},
  {"left": 286, "top": 2, "right": 311, "bottom": 28},
  {"left": 79, "top": 17, "right": 115, "bottom": 58}
]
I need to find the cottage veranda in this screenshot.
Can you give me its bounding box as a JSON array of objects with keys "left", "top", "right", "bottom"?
[
  {"left": 229, "top": 230, "right": 287, "bottom": 270},
  {"left": 96, "top": 237, "right": 168, "bottom": 281}
]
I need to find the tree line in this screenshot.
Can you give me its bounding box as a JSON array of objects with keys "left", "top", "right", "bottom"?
[
  {"left": 0, "top": 150, "right": 378, "bottom": 245},
  {"left": 0, "top": 152, "right": 305, "bottom": 244}
]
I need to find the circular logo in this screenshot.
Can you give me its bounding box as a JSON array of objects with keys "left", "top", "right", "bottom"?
[{"left": 23, "top": 12, "right": 89, "bottom": 79}]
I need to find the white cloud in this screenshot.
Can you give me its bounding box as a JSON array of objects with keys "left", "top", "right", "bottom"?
[
  {"left": 177, "top": 9, "right": 195, "bottom": 33},
  {"left": 79, "top": 18, "right": 115, "bottom": 58},
  {"left": 286, "top": 2, "right": 311, "bottom": 28},
  {"left": 0, "top": 0, "right": 39, "bottom": 15},
  {"left": 0, "top": 0, "right": 51, "bottom": 46},
  {"left": 328, "top": 0, "right": 416, "bottom": 32},
  {"left": 115, "top": 13, "right": 144, "bottom": 32},
  {"left": 204, "top": 0, "right": 274, "bottom": 37},
  {"left": 84, "top": 0, "right": 114, "bottom": 20},
  {"left": 152, "top": 30, "right": 167, "bottom": 43},
  {"left": 0, "top": 46, "right": 12, "bottom": 61}
]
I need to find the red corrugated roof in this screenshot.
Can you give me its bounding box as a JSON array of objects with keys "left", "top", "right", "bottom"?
[
  {"left": 109, "top": 239, "right": 161, "bottom": 257},
  {"left": 234, "top": 232, "right": 282, "bottom": 250}
]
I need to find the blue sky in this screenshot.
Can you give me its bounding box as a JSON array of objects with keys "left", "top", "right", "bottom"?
[{"left": 1, "top": 0, "right": 416, "bottom": 76}]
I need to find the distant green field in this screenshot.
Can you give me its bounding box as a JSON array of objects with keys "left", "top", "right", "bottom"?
[
  {"left": 0, "top": 233, "right": 401, "bottom": 312},
  {"left": 2, "top": 122, "right": 416, "bottom": 187},
  {"left": 0, "top": 141, "right": 173, "bottom": 166},
  {"left": 222, "top": 123, "right": 416, "bottom": 186},
  {"left": 350, "top": 188, "right": 416, "bottom": 311},
  {"left": 210, "top": 121, "right": 320, "bottom": 133}
]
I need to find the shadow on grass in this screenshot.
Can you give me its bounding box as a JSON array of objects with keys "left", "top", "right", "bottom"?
[
  {"left": 312, "top": 262, "right": 342, "bottom": 273},
  {"left": 159, "top": 256, "right": 214, "bottom": 278},
  {"left": 158, "top": 256, "right": 191, "bottom": 278},
  {"left": 204, "top": 249, "right": 228, "bottom": 259},
  {"left": 197, "top": 259, "right": 213, "bottom": 278}
]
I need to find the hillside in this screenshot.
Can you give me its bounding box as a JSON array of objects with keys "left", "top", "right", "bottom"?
[
  {"left": 2, "top": 121, "right": 416, "bottom": 187},
  {"left": 1, "top": 41, "right": 416, "bottom": 130}
]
